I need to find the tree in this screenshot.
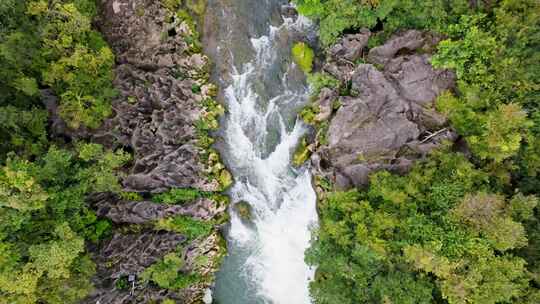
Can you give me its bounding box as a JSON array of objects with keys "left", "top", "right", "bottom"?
[{"left": 0, "top": 144, "right": 128, "bottom": 302}]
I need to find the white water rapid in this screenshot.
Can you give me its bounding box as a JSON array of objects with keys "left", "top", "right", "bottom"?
[{"left": 212, "top": 7, "right": 318, "bottom": 304}]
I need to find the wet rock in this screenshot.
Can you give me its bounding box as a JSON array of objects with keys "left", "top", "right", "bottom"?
[
  {"left": 234, "top": 201, "right": 253, "bottom": 221},
  {"left": 314, "top": 30, "right": 456, "bottom": 188}
]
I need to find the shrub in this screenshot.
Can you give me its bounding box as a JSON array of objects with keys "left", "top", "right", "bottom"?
[{"left": 155, "top": 216, "right": 213, "bottom": 239}]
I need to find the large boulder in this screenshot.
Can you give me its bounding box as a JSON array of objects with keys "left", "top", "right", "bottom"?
[
  {"left": 328, "top": 29, "right": 371, "bottom": 62},
  {"left": 367, "top": 30, "right": 425, "bottom": 65},
  {"left": 315, "top": 30, "right": 456, "bottom": 189}
]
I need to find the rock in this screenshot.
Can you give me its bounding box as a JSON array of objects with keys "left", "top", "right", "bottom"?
[
  {"left": 203, "top": 289, "right": 213, "bottom": 304},
  {"left": 385, "top": 54, "right": 455, "bottom": 106},
  {"left": 323, "top": 29, "right": 371, "bottom": 82},
  {"left": 314, "top": 88, "right": 337, "bottom": 122},
  {"left": 280, "top": 4, "right": 298, "bottom": 20},
  {"left": 323, "top": 60, "right": 355, "bottom": 82},
  {"left": 83, "top": 231, "right": 187, "bottom": 304},
  {"left": 329, "top": 29, "right": 371, "bottom": 62},
  {"left": 90, "top": 193, "right": 227, "bottom": 224},
  {"left": 234, "top": 201, "right": 253, "bottom": 221},
  {"left": 89, "top": 0, "right": 221, "bottom": 193},
  {"left": 314, "top": 30, "right": 457, "bottom": 188},
  {"left": 368, "top": 30, "right": 425, "bottom": 65},
  {"left": 77, "top": 1, "right": 229, "bottom": 303}
]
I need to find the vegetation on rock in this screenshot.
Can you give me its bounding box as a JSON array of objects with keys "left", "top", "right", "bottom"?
[
  {"left": 292, "top": 42, "right": 315, "bottom": 73},
  {"left": 140, "top": 252, "right": 201, "bottom": 290},
  {"left": 293, "top": 137, "right": 311, "bottom": 166},
  {"left": 234, "top": 201, "right": 253, "bottom": 221},
  {"left": 156, "top": 216, "right": 214, "bottom": 240}
]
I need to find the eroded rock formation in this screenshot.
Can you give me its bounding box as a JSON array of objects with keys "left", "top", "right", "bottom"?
[{"left": 71, "top": 1, "right": 229, "bottom": 303}]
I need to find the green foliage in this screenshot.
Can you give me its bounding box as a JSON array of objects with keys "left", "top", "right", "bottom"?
[
  {"left": 185, "top": 0, "right": 207, "bottom": 16},
  {"left": 307, "top": 72, "right": 340, "bottom": 96},
  {"left": 0, "top": 144, "right": 128, "bottom": 302},
  {"left": 152, "top": 188, "right": 208, "bottom": 204},
  {"left": 451, "top": 193, "right": 528, "bottom": 251},
  {"left": 155, "top": 216, "right": 213, "bottom": 240},
  {"left": 0, "top": 0, "right": 116, "bottom": 129},
  {"left": 140, "top": 252, "right": 201, "bottom": 290},
  {"left": 431, "top": 3, "right": 539, "bottom": 164},
  {"left": 43, "top": 46, "right": 116, "bottom": 129},
  {"left": 306, "top": 150, "right": 535, "bottom": 304},
  {"left": 292, "top": 42, "right": 314, "bottom": 73},
  {"left": 293, "top": 0, "right": 472, "bottom": 45},
  {"left": 293, "top": 1, "right": 540, "bottom": 303},
  {"left": 161, "top": 0, "right": 182, "bottom": 12}
]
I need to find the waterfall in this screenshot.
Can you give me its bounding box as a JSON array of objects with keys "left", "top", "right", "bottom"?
[{"left": 210, "top": 3, "right": 318, "bottom": 303}]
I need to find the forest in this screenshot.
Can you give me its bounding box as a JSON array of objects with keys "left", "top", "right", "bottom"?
[
  {"left": 0, "top": 0, "right": 127, "bottom": 302},
  {"left": 294, "top": 0, "right": 540, "bottom": 303}
]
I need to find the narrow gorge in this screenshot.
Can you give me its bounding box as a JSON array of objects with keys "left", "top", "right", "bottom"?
[
  {"left": 1, "top": 1, "right": 538, "bottom": 304},
  {"left": 203, "top": 1, "right": 318, "bottom": 303}
]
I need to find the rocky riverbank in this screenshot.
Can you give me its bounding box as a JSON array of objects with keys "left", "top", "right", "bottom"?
[
  {"left": 43, "top": 0, "right": 230, "bottom": 303},
  {"left": 299, "top": 28, "right": 459, "bottom": 191}
]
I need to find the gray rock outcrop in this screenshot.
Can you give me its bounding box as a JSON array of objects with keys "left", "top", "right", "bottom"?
[
  {"left": 91, "top": 193, "right": 227, "bottom": 224},
  {"left": 93, "top": 0, "right": 220, "bottom": 193},
  {"left": 75, "top": 1, "right": 228, "bottom": 303},
  {"left": 312, "top": 30, "right": 457, "bottom": 189}
]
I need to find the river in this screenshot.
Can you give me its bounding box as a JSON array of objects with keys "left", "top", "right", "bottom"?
[{"left": 203, "top": 1, "right": 318, "bottom": 303}]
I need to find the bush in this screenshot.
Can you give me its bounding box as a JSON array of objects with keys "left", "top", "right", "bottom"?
[
  {"left": 152, "top": 188, "right": 207, "bottom": 204},
  {"left": 140, "top": 252, "right": 201, "bottom": 290},
  {"left": 155, "top": 216, "right": 213, "bottom": 240}
]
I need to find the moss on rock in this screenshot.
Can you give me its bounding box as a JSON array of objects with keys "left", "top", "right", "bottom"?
[
  {"left": 293, "top": 137, "right": 311, "bottom": 166},
  {"left": 234, "top": 201, "right": 253, "bottom": 221},
  {"left": 292, "top": 42, "right": 314, "bottom": 73}
]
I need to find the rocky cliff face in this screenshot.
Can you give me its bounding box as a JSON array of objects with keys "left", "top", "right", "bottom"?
[
  {"left": 307, "top": 30, "right": 457, "bottom": 190},
  {"left": 44, "top": 0, "right": 231, "bottom": 303}
]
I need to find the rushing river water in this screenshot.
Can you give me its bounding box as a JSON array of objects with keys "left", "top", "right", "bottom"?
[{"left": 204, "top": 1, "right": 318, "bottom": 303}]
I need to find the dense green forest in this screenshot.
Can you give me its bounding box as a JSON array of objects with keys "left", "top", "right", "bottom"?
[
  {"left": 0, "top": 0, "right": 125, "bottom": 302},
  {"left": 295, "top": 0, "right": 540, "bottom": 303}
]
